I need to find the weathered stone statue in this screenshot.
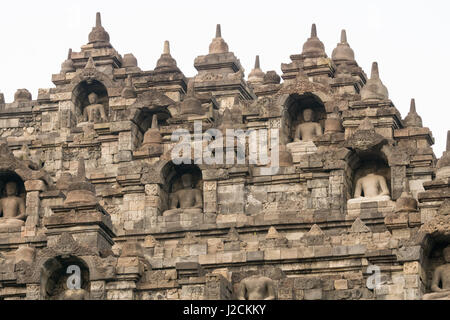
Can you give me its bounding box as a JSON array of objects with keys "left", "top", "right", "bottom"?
[
  {"left": 349, "top": 168, "right": 391, "bottom": 203},
  {"left": 237, "top": 275, "right": 276, "bottom": 300},
  {"left": 59, "top": 289, "right": 90, "bottom": 300},
  {"left": 294, "top": 108, "right": 323, "bottom": 142},
  {"left": 0, "top": 181, "right": 26, "bottom": 231},
  {"left": 163, "top": 173, "right": 203, "bottom": 216},
  {"left": 83, "top": 92, "right": 107, "bottom": 123},
  {"left": 423, "top": 246, "right": 450, "bottom": 300},
  {"left": 59, "top": 277, "right": 90, "bottom": 300}
]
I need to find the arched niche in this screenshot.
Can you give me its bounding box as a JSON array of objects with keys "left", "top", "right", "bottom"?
[
  {"left": 133, "top": 107, "right": 170, "bottom": 148},
  {"left": 421, "top": 233, "right": 450, "bottom": 296},
  {"left": 162, "top": 162, "right": 202, "bottom": 194},
  {"left": 0, "top": 171, "right": 26, "bottom": 227},
  {"left": 40, "top": 255, "right": 90, "bottom": 300},
  {"left": 72, "top": 80, "right": 109, "bottom": 124},
  {"left": 160, "top": 162, "right": 203, "bottom": 214},
  {"left": 283, "top": 93, "right": 326, "bottom": 143},
  {"left": 0, "top": 171, "right": 26, "bottom": 201},
  {"left": 349, "top": 152, "right": 391, "bottom": 200}
]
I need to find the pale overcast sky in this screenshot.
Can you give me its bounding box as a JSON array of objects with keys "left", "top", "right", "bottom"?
[{"left": 0, "top": 0, "right": 448, "bottom": 156}]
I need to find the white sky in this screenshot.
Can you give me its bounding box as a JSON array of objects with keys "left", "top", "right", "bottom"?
[{"left": 0, "top": 0, "right": 448, "bottom": 156}]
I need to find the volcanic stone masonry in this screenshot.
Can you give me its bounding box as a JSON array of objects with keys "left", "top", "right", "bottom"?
[{"left": 0, "top": 12, "right": 449, "bottom": 300}]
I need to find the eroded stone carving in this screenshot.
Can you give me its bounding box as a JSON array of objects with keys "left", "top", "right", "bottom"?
[
  {"left": 349, "top": 170, "right": 390, "bottom": 204},
  {"left": 237, "top": 275, "right": 276, "bottom": 300},
  {"left": 423, "top": 246, "right": 450, "bottom": 300},
  {"left": 163, "top": 173, "right": 203, "bottom": 216},
  {"left": 0, "top": 181, "right": 26, "bottom": 231},
  {"left": 83, "top": 92, "right": 107, "bottom": 123},
  {"left": 294, "top": 108, "right": 323, "bottom": 142}
]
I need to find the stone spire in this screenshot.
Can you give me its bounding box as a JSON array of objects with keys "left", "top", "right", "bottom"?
[
  {"left": 180, "top": 80, "right": 203, "bottom": 115},
  {"left": 209, "top": 24, "right": 229, "bottom": 54},
  {"left": 138, "top": 114, "right": 163, "bottom": 156},
  {"left": 64, "top": 157, "right": 98, "bottom": 206},
  {"left": 395, "top": 179, "right": 418, "bottom": 212},
  {"left": 122, "top": 53, "right": 138, "bottom": 68},
  {"left": 302, "top": 24, "right": 326, "bottom": 56},
  {"left": 140, "top": 114, "right": 163, "bottom": 151},
  {"left": 332, "top": 29, "right": 355, "bottom": 61},
  {"left": 61, "top": 48, "right": 75, "bottom": 74},
  {"left": 220, "top": 107, "right": 234, "bottom": 130},
  {"left": 403, "top": 98, "right": 423, "bottom": 128},
  {"left": 248, "top": 55, "right": 265, "bottom": 85},
  {"left": 436, "top": 131, "right": 450, "bottom": 178},
  {"left": 14, "top": 89, "right": 32, "bottom": 103},
  {"left": 360, "top": 62, "right": 389, "bottom": 101},
  {"left": 88, "top": 12, "right": 111, "bottom": 47},
  {"left": 121, "top": 75, "right": 136, "bottom": 99},
  {"left": 155, "top": 40, "right": 178, "bottom": 71},
  {"left": 77, "top": 157, "right": 86, "bottom": 179},
  {"left": 263, "top": 70, "right": 281, "bottom": 85}
]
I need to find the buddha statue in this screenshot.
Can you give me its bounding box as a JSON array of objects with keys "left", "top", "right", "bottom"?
[
  {"left": 163, "top": 173, "right": 203, "bottom": 216},
  {"left": 349, "top": 166, "right": 391, "bottom": 203},
  {"left": 423, "top": 246, "right": 450, "bottom": 300},
  {"left": 294, "top": 108, "right": 323, "bottom": 142},
  {"left": 58, "top": 275, "right": 90, "bottom": 300},
  {"left": 83, "top": 92, "right": 107, "bottom": 123},
  {"left": 237, "top": 275, "right": 276, "bottom": 300},
  {"left": 0, "top": 181, "right": 26, "bottom": 231}
]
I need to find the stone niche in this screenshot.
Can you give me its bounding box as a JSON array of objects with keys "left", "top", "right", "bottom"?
[
  {"left": 422, "top": 235, "right": 450, "bottom": 300},
  {"left": 72, "top": 80, "right": 109, "bottom": 125},
  {"left": 348, "top": 155, "right": 392, "bottom": 203},
  {"left": 161, "top": 163, "right": 203, "bottom": 216},
  {"left": 0, "top": 171, "right": 27, "bottom": 232},
  {"left": 135, "top": 109, "right": 169, "bottom": 151},
  {"left": 41, "top": 255, "right": 90, "bottom": 300},
  {"left": 284, "top": 93, "right": 326, "bottom": 144}
]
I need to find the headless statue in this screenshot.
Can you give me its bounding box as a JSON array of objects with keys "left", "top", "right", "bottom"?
[
  {"left": 294, "top": 108, "right": 323, "bottom": 142},
  {"left": 237, "top": 275, "right": 276, "bottom": 300},
  {"left": 0, "top": 181, "right": 26, "bottom": 230},
  {"left": 163, "top": 173, "right": 203, "bottom": 216},
  {"left": 349, "top": 168, "right": 391, "bottom": 203},
  {"left": 59, "top": 276, "right": 90, "bottom": 300},
  {"left": 423, "top": 246, "right": 450, "bottom": 300},
  {"left": 83, "top": 92, "right": 107, "bottom": 123},
  {"left": 59, "top": 288, "right": 89, "bottom": 300}
]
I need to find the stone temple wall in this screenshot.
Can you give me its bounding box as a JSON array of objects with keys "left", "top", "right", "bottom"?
[{"left": 0, "top": 13, "right": 449, "bottom": 300}]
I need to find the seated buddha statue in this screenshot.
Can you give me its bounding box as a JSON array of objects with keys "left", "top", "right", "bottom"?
[
  {"left": 237, "top": 275, "right": 276, "bottom": 300},
  {"left": 348, "top": 167, "right": 391, "bottom": 204},
  {"left": 163, "top": 173, "right": 203, "bottom": 216},
  {"left": 83, "top": 92, "right": 107, "bottom": 123},
  {"left": 0, "top": 181, "right": 26, "bottom": 232},
  {"left": 294, "top": 108, "right": 323, "bottom": 142},
  {"left": 423, "top": 246, "right": 450, "bottom": 300}
]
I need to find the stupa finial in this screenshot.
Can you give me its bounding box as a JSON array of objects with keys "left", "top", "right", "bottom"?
[
  {"left": 96, "top": 12, "right": 102, "bottom": 28},
  {"left": 77, "top": 157, "right": 86, "bottom": 180},
  {"left": 216, "top": 24, "right": 221, "bottom": 38},
  {"left": 163, "top": 40, "right": 170, "bottom": 54},
  {"left": 151, "top": 114, "right": 159, "bottom": 130},
  {"left": 311, "top": 23, "right": 317, "bottom": 37},
  {"left": 371, "top": 62, "right": 380, "bottom": 80},
  {"left": 254, "top": 55, "right": 260, "bottom": 69},
  {"left": 341, "top": 29, "right": 347, "bottom": 43}
]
